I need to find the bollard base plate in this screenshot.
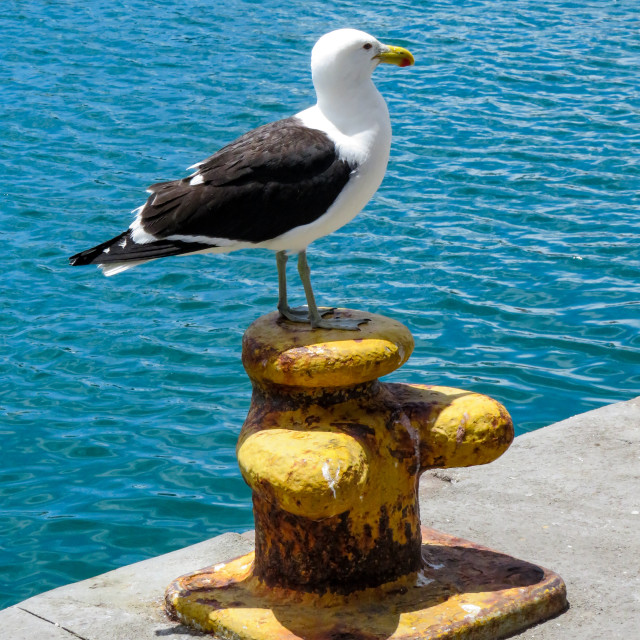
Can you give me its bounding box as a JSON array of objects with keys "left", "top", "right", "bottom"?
[{"left": 165, "top": 526, "right": 567, "bottom": 639}]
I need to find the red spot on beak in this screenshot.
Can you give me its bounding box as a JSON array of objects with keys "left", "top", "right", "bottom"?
[{"left": 400, "top": 58, "right": 411, "bottom": 67}]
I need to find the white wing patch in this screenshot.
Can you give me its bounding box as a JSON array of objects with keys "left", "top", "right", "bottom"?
[{"left": 129, "top": 208, "right": 157, "bottom": 244}]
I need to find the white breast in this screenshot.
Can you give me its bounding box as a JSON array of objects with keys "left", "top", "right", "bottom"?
[{"left": 262, "top": 93, "right": 392, "bottom": 253}]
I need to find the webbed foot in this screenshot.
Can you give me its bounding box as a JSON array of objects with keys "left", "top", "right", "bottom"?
[
  {"left": 278, "top": 306, "right": 335, "bottom": 323},
  {"left": 310, "top": 314, "right": 371, "bottom": 331}
]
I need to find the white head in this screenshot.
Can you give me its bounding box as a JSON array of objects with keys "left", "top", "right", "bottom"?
[{"left": 310, "top": 29, "right": 414, "bottom": 105}]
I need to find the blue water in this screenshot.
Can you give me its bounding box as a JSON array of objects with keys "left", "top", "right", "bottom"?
[{"left": 1, "top": 0, "right": 638, "bottom": 609}]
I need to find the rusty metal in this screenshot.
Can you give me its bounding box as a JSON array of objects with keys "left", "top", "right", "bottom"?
[
  {"left": 166, "top": 526, "right": 567, "bottom": 639},
  {"left": 165, "top": 309, "right": 567, "bottom": 638}
]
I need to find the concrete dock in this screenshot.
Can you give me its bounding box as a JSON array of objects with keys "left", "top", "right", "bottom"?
[{"left": 2, "top": 396, "right": 638, "bottom": 639}]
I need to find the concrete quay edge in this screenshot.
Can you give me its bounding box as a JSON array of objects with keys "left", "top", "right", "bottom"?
[
  {"left": 1, "top": 396, "right": 638, "bottom": 639},
  {"left": 419, "top": 395, "right": 640, "bottom": 639}
]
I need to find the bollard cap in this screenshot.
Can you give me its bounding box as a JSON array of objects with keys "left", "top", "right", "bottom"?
[{"left": 242, "top": 309, "right": 414, "bottom": 387}]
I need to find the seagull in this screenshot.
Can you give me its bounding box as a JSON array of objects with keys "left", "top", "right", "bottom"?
[{"left": 69, "top": 28, "right": 414, "bottom": 331}]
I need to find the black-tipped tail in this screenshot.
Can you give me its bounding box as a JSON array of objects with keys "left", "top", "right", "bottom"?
[
  {"left": 69, "top": 230, "right": 215, "bottom": 267},
  {"left": 69, "top": 231, "right": 130, "bottom": 266}
]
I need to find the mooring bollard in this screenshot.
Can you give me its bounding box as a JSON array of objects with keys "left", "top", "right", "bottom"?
[{"left": 165, "top": 309, "right": 566, "bottom": 639}]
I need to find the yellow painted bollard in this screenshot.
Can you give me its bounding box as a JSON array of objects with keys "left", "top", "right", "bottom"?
[{"left": 165, "top": 309, "right": 567, "bottom": 639}]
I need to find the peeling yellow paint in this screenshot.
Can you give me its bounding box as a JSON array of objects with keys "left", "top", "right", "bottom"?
[
  {"left": 238, "top": 429, "right": 368, "bottom": 518},
  {"left": 167, "top": 527, "right": 567, "bottom": 639},
  {"left": 166, "top": 310, "right": 565, "bottom": 639},
  {"left": 242, "top": 309, "right": 414, "bottom": 387}
]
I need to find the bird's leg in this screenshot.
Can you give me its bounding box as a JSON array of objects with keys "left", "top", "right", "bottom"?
[
  {"left": 277, "top": 251, "right": 334, "bottom": 323},
  {"left": 276, "top": 251, "right": 308, "bottom": 322},
  {"left": 297, "top": 250, "right": 369, "bottom": 331}
]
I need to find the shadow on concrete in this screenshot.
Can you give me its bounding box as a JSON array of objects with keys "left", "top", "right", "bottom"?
[{"left": 168, "top": 530, "right": 565, "bottom": 639}]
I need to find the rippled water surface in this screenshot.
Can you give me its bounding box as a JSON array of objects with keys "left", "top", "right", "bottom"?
[{"left": 1, "top": 0, "right": 639, "bottom": 608}]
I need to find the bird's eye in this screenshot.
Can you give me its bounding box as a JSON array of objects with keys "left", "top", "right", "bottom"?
[{"left": 363, "top": 43, "right": 373, "bottom": 50}]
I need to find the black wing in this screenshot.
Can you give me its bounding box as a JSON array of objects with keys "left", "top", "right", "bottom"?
[
  {"left": 69, "top": 117, "right": 355, "bottom": 268},
  {"left": 68, "top": 230, "right": 212, "bottom": 266},
  {"left": 140, "top": 117, "right": 355, "bottom": 242}
]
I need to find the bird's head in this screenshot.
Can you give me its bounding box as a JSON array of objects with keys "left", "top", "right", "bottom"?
[{"left": 311, "top": 29, "right": 414, "bottom": 92}]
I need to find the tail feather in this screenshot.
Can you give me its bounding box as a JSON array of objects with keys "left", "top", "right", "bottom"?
[
  {"left": 99, "top": 260, "right": 149, "bottom": 277},
  {"left": 69, "top": 230, "right": 215, "bottom": 270},
  {"left": 69, "top": 229, "right": 215, "bottom": 267},
  {"left": 69, "top": 231, "right": 129, "bottom": 266}
]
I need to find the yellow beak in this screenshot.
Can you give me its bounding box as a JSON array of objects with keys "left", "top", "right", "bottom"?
[{"left": 375, "top": 44, "right": 415, "bottom": 68}]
